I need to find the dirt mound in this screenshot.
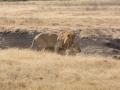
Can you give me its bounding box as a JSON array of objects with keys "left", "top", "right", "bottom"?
[{"left": 0, "top": 29, "right": 120, "bottom": 56}]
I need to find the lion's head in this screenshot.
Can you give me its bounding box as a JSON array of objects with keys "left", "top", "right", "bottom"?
[
  {"left": 65, "top": 44, "right": 81, "bottom": 56},
  {"left": 72, "top": 44, "right": 81, "bottom": 54},
  {"left": 62, "top": 31, "right": 75, "bottom": 49}
]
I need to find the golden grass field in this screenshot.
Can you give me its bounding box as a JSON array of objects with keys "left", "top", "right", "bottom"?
[
  {"left": 0, "top": 0, "right": 120, "bottom": 90},
  {"left": 0, "top": 49, "right": 120, "bottom": 90}
]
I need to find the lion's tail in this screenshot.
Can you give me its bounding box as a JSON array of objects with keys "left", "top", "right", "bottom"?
[{"left": 30, "top": 39, "right": 35, "bottom": 49}]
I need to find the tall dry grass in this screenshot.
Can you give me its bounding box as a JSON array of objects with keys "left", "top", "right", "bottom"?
[{"left": 0, "top": 48, "right": 120, "bottom": 90}]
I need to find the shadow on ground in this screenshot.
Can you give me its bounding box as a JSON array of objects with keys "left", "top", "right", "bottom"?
[{"left": 105, "top": 38, "right": 120, "bottom": 50}]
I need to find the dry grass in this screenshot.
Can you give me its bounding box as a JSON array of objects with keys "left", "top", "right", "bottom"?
[
  {"left": 0, "top": 48, "right": 120, "bottom": 90},
  {"left": 0, "top": 0, "right": 120, "bottom": 28}
]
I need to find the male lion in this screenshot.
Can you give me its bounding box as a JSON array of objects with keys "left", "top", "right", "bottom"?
[
  {"left": 30, "top": 31, "right": 75, "bottom": 53},
  {"left": 30, "top": 32, "right": 62, "bottom": 53}
]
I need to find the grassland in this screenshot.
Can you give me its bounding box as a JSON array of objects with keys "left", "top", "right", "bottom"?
[
  {"left": 0, "top": 0, "right": 120, "bottom": 38},
  {"left": 0, "top": 48, "right": 120, "bottom": 90},
  {"left": 0, "top": 0, "right": 120, "bottom": 90}
]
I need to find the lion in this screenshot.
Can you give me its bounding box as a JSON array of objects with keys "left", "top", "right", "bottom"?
[
  {"left": 30, "top": 32, "right": 62, "bottom": 53},
  {"left": 65, "top": 44, "right": 81, "bottom": 56},
  {"left": 30, "top": 31, "right": 76, "bottom": 53},
  {"left": 59, "top": 44, "right": 81, "bottom": 56}
]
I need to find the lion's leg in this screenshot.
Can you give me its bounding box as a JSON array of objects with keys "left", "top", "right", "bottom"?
[
  {"left": 65, "top": 49, "right": 69, "bottom": 56},
  {"left": 65, "top": 48, "right": 73, "bottom": 56},
  {"left": 37, "top": 45, "right": 42, "bottom": 51},
  {"left": 39, "top": 43, "right": 46, "bottom": 53},
  {"left": 54, "top": 45, "right": 59, "bottom": 54},
  {"left": 40, "top": 48, "right": 45, "bottom": 53}
]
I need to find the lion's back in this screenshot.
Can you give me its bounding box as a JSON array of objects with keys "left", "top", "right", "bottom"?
[{"left": 35, "top": 33, "right": 58, "bottom": 47}]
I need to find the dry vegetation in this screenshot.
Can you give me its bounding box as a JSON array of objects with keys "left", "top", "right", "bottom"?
[
  {"left": 0, "top": 0, "right": 120, "bottom": 38},
  {"left": 0, "top": 48, "right": 120, "bottom": 90},
  {"left": 0, "top": 0, "right": 120, "bottom": 90}
]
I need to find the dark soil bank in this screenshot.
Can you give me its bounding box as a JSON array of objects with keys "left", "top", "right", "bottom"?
[{"left": 0, "top": 30, "right": 120, "bottom": 56}]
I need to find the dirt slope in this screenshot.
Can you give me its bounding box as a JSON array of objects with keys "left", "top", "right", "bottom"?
[{"left": 0, "top": 28, "right": 119, "bottom": 57}]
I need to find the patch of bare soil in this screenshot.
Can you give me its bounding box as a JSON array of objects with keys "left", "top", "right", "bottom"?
[
  {"left": 0, "top": 30, "right": 39, "bottom": 49},
  {"left": 0, "top": 28, "right": 119, "bottom": 57}
]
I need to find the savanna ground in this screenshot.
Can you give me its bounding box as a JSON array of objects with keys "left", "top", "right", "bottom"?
[{"left": 0, "top": 0, "right": 120, "bottom": 90}]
